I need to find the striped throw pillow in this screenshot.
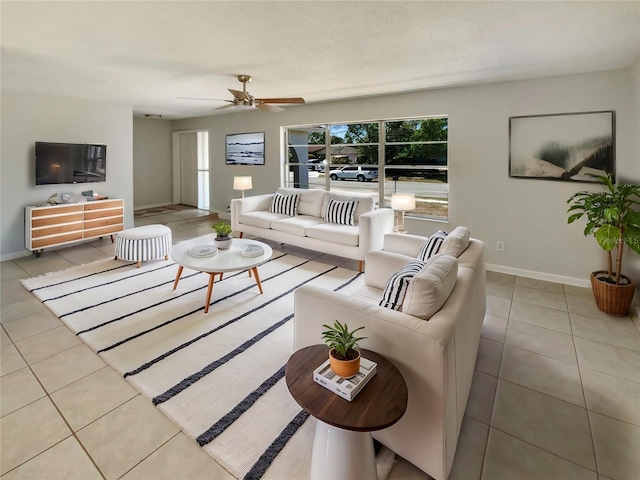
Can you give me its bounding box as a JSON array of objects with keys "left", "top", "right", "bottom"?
[
  {"left": 324, "top": 198, "right": 359, "bottom": 226},
  {"left": 269, "top": 193, "right": 299, "bottom": 216},
  {"left": 379, "top": 259, "right": 425, "bottom": 311},
  {"left": 417, "top": 230, "right": 447, "bottom": 261}
]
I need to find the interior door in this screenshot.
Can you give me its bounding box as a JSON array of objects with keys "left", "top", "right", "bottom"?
[{"left": 180, "top": 133, "right": 198, "bottom": 207}]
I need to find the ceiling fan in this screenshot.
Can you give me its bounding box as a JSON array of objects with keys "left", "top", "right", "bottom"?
[{"left": 179, "top": 75, "right": 305, "bottom": 113}]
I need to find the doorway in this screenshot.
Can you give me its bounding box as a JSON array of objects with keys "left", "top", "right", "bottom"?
[{"left": 173, "top": 130, "right": 210, "bottom": 210}]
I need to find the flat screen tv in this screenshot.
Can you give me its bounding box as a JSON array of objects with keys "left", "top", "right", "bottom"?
[
  {"left": 225, "top": 132, "right": 265, "bottom": 165},
  {"left": 35, "top": 142, "right": 106, "bottom": 185}
]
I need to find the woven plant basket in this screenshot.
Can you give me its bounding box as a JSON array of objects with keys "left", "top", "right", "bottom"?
[{"left": 590, "top": 271, "right": 636, "bottom": 317}]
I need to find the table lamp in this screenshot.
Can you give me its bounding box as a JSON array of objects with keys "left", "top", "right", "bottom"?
[
  {"left": 233, "top": 176, "right": 253, "bottom": 198},
  {"left": 391, "top": 193, "right": 415, "bottom": 233}
]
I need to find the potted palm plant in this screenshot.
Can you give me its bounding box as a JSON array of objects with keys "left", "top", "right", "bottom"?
[
  {"left": 567, "top": 172, "right": 640, "bottom": 316},
  {"left": 212, "top": 222, "right": 233, "bottom": 249},
  {"left": 321, "top": 320, "right": 366, "bottom": 378}
]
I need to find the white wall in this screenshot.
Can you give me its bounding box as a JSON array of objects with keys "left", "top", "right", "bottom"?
[
  {"left": 0, "top": 92, "right": 134, "bottom": 259},
  {"left": 173, "top": 68, "right": 639, "bottom": 285},
  {"left": 133, "top": 117, "right": 173, "bottom": 209}
]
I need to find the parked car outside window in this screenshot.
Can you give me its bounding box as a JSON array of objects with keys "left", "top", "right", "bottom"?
[{"left": 329, "top": 165, "right": 378, "bottom": 182}]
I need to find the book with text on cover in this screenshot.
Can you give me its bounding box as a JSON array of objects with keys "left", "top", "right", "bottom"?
[{"left": 312, "top": 356, "right": 377, "bottom": 401}]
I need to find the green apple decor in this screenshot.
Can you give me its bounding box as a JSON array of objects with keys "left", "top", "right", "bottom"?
[{"left": 567, "top": 173, "right": 640, "bottom": 316}]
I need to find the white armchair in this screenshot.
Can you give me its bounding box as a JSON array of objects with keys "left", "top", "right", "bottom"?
[{"left": 293, "top": 232, "right": 486, "bottom": 480}]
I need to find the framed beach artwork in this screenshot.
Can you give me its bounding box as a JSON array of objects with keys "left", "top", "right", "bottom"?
[
  {"left": 509, "top": 111, "right": 615, "bottom": 182},
  {"left": 225, "top": 132, "right": 265, "bottom": 166}
]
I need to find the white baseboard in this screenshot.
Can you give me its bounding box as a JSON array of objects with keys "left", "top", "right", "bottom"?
[
  {"left": 486, "top": 263, "right": 590, "bottom": 288},
  {"left": 1, "top": 250, "right": 33, "bottom": 262}
]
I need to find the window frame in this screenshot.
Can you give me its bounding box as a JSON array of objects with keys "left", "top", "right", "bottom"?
[{"left": 283, "top": 116, "right": 448, "bottom": 221}]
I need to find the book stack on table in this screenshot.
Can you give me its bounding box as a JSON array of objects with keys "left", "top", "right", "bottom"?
[{"left": 312, "top": 357, "right": 377, "bottom": 401}]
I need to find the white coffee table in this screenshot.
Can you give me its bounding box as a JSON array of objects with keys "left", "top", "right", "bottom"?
[{"left": 171, "top": 236, "right": 273, "bottom": 313}]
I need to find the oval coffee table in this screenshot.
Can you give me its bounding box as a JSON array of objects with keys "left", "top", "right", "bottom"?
[
  {"left": 286, "top": 344, "right": 408, "bottom": 480},
  {"left": 171, "top": 235, "right": 272, "bottom": 313}
]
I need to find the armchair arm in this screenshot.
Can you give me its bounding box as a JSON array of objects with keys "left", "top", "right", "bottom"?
[
  {"left": 231, "top": 194, "right": 273, "bottom": 232},
  {"left": 357, "top": 208, "right": 394, "bottom": 261},
  {"left": 363, "top": 250, "right": 415, "bottom": 290},
  {"left": 383, "top": 232, "right": 429, "bottom": 257}
]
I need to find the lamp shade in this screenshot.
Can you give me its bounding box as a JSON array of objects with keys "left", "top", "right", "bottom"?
[
  {"left": 233, "top": 176, "right": 253, "bottom": 191},
  {"left": 391, "top": 193, "right": 416, "bottom": 211}
]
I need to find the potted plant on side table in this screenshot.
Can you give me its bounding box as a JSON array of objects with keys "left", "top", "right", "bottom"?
[
  {"left": 321, "top": 320, "right": 366, "bottom": 378},
  {"left": 567, "top": 172, "right": 640, "bottom": 316},
  {"left": 212, "top": 223, "right": 233, "bottom": 250}
]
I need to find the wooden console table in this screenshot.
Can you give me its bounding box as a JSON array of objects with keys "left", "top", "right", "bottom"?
[{"left": 25, "top": 199, "right": 124, "bottom": 256}]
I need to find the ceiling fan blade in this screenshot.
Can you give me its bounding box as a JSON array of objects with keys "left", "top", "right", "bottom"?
[
  {"left": 256, "top": 103, "right": 284, "bottom": 113},
  {"left": 214, "top": 104, "right": 236, "bottom": 111},
  {"left": 178, "top": 96, "right": 230, "bottom": 102},
  {"left": 256, "top": 97, "right": 305, "bottom": 104},
  {"left": 228, "top": 88, "right": 250, "bottom": 101}
]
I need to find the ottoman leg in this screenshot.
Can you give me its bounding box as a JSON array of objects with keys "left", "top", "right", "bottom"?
[
  {"left": 165, "top": 255, "right": 169, "bottom": 260},
  {"left": 137, "top": 261, "right": 141, "bottom": 268}
]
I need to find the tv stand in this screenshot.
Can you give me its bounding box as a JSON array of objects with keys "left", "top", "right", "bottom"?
[{"left": 25, "top": 199, "right": 124, "bottom": 256}]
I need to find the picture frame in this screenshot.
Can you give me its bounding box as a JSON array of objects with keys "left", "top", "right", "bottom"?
[
  {"left": 509, "top": 111, "right": 615, "bottom": 182},
  {"left": 225, "top": 132, "right": 265, "bottom": 166}
]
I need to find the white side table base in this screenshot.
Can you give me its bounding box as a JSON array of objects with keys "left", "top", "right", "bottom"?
[{"left": 311, "top": 420, "right": 376, "bottom": 480}]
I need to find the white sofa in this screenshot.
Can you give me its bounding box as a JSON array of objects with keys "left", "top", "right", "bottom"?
[
  {"left": 231, "top": 188, "right": 394, "bottom": 270},
  {"left": 293, "top": 230, "right": 486, "bottom": 480}
]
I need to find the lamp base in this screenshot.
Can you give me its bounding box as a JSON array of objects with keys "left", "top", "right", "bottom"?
[{"left": 393, "top": 211, "right": 407, "bottom": 234}]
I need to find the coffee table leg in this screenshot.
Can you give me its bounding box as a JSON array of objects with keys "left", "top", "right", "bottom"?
[
  {"left": 251, "top": 267, "right": 264, "bottom": 294},
  {"left": 172, "top": 265, "right": 184, "bottom": 290},
  {"left": 311, "top": 420, "right": 376, "bottom": 480},
  {"left": 204, "top": 273, "right": 216, "bottom": 313}
]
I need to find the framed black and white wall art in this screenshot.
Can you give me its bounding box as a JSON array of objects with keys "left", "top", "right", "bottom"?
[
  {"left": 509, "top": 111, "right": 615, "bottom": 182},
  {"left": 225, "top": 132, "right": 265, "bottom": 166}
]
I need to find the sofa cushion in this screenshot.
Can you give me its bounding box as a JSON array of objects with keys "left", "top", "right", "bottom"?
[
  {"left": 239, "top": 211, "right": 288, "bottom": 229},
  {"left": 271, "top": 215, "right": 324, "bottom": 236},
  {"left": 379, "top": 259, "right": 425, "bottom": 311},
  {"left": 439, "top": 226, "right": 471, "bottom": 257},
  {"left": 402, "top": 254, "right": 458, "bottom": 320},
  {"left": 321, "top": 192, "right": 375, "bottom": 222},
  {"left": 269, "top": 192, "right": 300, "bottom": 216},
  {"left": 306, "top": 222, "right": 359, "bottom": 246},
  {"left": 324, "top": 198, "right": 358, "bottom": 226},
  {"left": 277, "top": 188, "right": 325, "bottom": 217},
  {"left": 417, "top": 230, "right": 447, "bottom": 261}
]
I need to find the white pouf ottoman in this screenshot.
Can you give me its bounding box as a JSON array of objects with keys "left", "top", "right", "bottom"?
[{"left": 114, "top": 224, "right": 172, "bottom": 268}]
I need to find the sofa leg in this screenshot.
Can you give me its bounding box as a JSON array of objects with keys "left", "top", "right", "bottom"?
[
  {"left": 358, "top": 260, "right": 363, "bottom": 272},
  {"left": 239, "top": 232, "right": 244, "bottom": 239}
]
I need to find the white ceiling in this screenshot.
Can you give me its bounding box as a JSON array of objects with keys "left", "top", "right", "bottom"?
[{"left": 2, "top": 1, "right": 639, "bottom": 120}]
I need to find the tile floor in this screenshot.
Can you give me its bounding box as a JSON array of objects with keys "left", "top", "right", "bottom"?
[{"left": 1, "top": 207, "right": 639, "bottom": 479}]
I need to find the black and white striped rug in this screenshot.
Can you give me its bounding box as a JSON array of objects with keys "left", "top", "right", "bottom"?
[{"left": 21, "top": 253, "right": 396, "bottom": 480}]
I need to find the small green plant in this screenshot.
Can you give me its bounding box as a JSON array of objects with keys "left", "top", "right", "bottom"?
[
  {"left": 567, "top": 172, "right": 640, "bottom": 285},
  {"left": 212, "top": 222, "right": 232, "bottom": 238},
  {"left": 321, "top": 320, "right": 366, "bottom": 361}
]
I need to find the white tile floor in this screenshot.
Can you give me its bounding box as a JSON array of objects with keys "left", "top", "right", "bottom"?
[{"left": 1, "top": 210, "right": 639, "bottom": 479}]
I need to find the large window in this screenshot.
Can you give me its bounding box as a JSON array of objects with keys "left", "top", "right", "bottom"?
[{"left": 284, "top": 116, "right": 448, "bottom": 220}]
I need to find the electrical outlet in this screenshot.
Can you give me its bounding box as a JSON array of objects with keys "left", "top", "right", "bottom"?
[{"left": 496, "top": 241, "right": 505, "bottom": 252}]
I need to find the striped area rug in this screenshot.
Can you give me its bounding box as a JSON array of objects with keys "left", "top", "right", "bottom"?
[{"left": 21, "top": 253, "right": 397, "bottom": 480}]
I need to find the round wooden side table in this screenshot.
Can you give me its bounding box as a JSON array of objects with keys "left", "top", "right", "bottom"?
[{"left": 285, "top": 345, "right": 408, "bottom": 480}]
